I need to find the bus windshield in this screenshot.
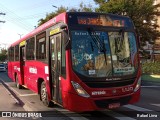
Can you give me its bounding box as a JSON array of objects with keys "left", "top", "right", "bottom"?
[{"left": 71, "top": 30, "right": 138, "bottom": 78}]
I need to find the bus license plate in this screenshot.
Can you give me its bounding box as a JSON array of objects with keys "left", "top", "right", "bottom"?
[{"left": 108, "top": 103, "right": 120, "bottom": 109}]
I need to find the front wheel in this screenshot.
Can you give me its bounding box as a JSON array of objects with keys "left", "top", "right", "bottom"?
[{"left": 40, "top": 81, "right": 54, "bottom": 107}]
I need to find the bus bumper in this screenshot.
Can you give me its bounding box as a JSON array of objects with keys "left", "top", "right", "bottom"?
[{"left": 66, "top": 89, "right": 140, "bottom": 112}]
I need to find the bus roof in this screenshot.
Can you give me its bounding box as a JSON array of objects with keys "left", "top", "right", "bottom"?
[
  {"left": 9, "top": 12, "right": 134, "bottom": 48},
  {"left": 9, "top": 12, "right": 67, "bottom": 47}
]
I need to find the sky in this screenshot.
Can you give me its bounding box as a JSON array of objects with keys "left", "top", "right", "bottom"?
[{"left": 0, "top": 0, "right": 97, "bottom": 48}]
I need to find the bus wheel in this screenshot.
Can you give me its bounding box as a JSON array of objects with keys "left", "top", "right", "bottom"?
[
  {"left": 16, "top": 75, "right": 22, "bottom": 89},
  {"left": 40, "top": 81, "right": 54, "bottom": 107}
]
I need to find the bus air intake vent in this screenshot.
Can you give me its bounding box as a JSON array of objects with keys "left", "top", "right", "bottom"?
[{"left": 84, "top": 78, "right": 135, "bottom": 88}]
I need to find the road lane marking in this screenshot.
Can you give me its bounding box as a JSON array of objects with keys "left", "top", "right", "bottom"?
[
  {"left": 124, "top": 104, "right": 153, "bottom": 111},
  {"left": 141, "top": 86, "right": 160, "bottom": 88},
  {"left": 100, "top": 109, "right": 136, "bottom": 120},
  {"left": 124, "top": 104, "right": 160, "bottom": 120},
  {"left": 151, "top": 104, "right": 160, "bottom": 107},
  {"left": 54, "top": 108, "right": 89, "bottom": 120},
  {"left": 19, "top": 93, "right": 37, "bottom": 97},
  {"left": 124, "top": 104, "right": 160, "bottom": 114}
]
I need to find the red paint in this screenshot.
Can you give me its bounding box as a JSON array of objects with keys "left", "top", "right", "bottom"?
[{"left": 8, "top": 12, "right": 141, "bottom": 112}]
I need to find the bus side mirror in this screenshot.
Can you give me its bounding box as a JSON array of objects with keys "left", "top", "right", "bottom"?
[{"left": 60, "top": 24, "right": 67, "bottom": 30}]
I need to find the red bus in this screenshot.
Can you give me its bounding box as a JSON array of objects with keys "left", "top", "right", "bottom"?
[{"left": 8, "top": 12, "right": 141, "bottom": 112}]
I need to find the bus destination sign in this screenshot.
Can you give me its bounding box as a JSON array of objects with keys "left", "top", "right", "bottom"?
[{"left": 77, "top": 15, "right": 125, "bottom": 27}]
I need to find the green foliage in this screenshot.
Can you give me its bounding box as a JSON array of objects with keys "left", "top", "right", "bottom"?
[
  {"left": 38, "top": 6, "right": 67, "bottom": 26},
  {"left": 94, "top": 0, "right": 160, "bottom": 44},
  {"left": 37, "top": 2, "right": 94, "bottom": 26},
  {"left": 77, "top": 2, "right": 93, "bottom": 12},
  {"left": 142, "top": 61, "right": 160, "bottom": 74},
  {"left": 0, "top": 49, "right": 7, "bottom": 62}
]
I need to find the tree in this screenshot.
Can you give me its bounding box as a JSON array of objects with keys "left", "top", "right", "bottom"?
[
  {"left": 37, "top": 2, "right": 94, "bottom": 26},
  {"left": 94, "top": 0, "right": 160, "bottom": 45},
  {"left": 0, "top": 48, "right": 7, "bottom": 62},
  {"left": 38, "top": 6, "right": 67, "bottom": 26},
  {"left": 69, "top": 2, "right": 94, "bottom": 12}
]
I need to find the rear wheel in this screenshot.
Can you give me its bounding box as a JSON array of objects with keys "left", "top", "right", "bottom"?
[
  {"left": 40, "top": 81, "right": 54, "bottom": 107},
  {"left": 15, "top": 75, "right": 22, "bottom": 89}
]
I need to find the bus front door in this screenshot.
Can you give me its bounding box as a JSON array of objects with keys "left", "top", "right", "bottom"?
[
  {"left": 20, "top": 46, "right": 26, "bottom": 85},
  {"left": 50, "top": 33, "right": 62, "bottom": 104}
]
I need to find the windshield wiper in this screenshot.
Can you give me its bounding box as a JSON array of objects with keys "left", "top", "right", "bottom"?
[
  {"left": 88, "top": 28, "right": 107, "bottom": 66},
  {"left": 115, "top": 29, "right": 125, "bottom": 54}
]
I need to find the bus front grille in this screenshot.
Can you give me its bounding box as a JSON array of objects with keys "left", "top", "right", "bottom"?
[{"left": 84, "top": 79, "right": 135, "bottom": 88}]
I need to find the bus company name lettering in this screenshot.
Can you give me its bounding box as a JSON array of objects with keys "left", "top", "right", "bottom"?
[
  {"left": 92, "top": 91, "right": 106, "bottom": 95},
  {"left": 14, "top": 66, "right": 20, "bottom": 72},
  {"left": 29, "top": 67, "right": 37, "bottom": 74},
  {"left": 122, "top": 86, "right": 133, "bottom": 92}
]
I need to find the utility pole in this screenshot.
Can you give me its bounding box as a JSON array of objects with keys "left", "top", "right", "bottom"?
[
  {"left": 0, "top": 12, "right": 6, "bottom": 23},
  {"left": 0, "top": 12, "right": 6, "bottom": 54}
]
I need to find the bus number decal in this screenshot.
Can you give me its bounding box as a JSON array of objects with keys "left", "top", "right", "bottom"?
[{"left": 92, "top": 91, "right": 106, "bottom": 95}]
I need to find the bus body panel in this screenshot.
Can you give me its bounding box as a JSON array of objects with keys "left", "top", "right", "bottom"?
[
  {"left": 65, "top": 89, "right": 140, "bottom": 112},
  {"left": 8, "top": 12, "right": 141, "bottom": 112},
  {"left": 9, "top": 12, "right": 67, "bottom": 47},
  {"left": 8, "top": 61, "right": 21, "bottom": 83},
  {"left": 64, "top": 70, "right": 141, "bottom": 112},
  {"left": 8, "top": 60, "right": 49, "bottom": 92},
  {"left": 61, "top": 49, "right": 141, "bottom": 111}
]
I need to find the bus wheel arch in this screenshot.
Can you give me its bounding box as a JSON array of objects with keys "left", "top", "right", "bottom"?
[{"left": 38, "top": 79, "right": 54, "bottom": 107}]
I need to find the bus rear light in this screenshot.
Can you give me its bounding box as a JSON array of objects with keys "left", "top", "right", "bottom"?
[
  {"left": 71, "top": 81, "right": 90, "bottom": 98},
  {"left": 134, "top": 77, "right": 141, "bottom": 92}
]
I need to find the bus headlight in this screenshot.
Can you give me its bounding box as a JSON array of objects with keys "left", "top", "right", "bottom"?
[
  {"left": 71, "top": 81, "right": 90, "bottom": 98},
  {"left": 134, "top": 77, "right": 141, "bottom": 92}
]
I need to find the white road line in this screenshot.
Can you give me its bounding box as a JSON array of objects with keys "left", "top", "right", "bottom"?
[
  {"left": 151, "top": 104, "right": 160, "bottom": 107},
  {"left": 56, "top": 108, "right": 136, "bottom": 120},
  {"left": 19, "top": 93, "right": 37, "bottom": 97},
  {"left": 124, "top": 104, "right": 160, "bottom": 119},
  {"left": 124, "top": 104, "right": 153, "bottom": 111},
  {"left": 101, "top": 110, "right": 136, "bottom": 120},
  {"left": 141, "top": 86, "right": 160, "bottom": 88},
  {"left": 54, "top": 108, "right": 89, "bottom": 120}
]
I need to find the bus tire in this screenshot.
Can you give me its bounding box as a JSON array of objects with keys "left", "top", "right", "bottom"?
[
  {"left": 40, "top": 81, "right": 54, "bottom": 107},
  {"left": 16, "top": 75, "right": 22, "bottom": 89}
]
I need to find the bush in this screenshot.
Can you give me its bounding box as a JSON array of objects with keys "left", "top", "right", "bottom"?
[{"left": 142, "top": 61, "right": 160, "bottom": 74}]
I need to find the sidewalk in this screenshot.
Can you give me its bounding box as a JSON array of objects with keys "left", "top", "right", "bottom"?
[{"left": 0, "top": 83, "right": 24, "bottom": 111}]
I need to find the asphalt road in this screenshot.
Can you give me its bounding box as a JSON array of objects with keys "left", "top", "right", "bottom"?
[{"left": 0, "top": 71, "right": 160, "bottom": 120}]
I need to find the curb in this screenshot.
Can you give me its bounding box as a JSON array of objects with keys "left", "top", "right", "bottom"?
[{"left": 0, "top": 78, "right": 24, "bottom": 106}]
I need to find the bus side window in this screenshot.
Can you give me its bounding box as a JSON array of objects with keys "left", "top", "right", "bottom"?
[{"left": 61, "top": 32, "right": 66, "bottom": 78}]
